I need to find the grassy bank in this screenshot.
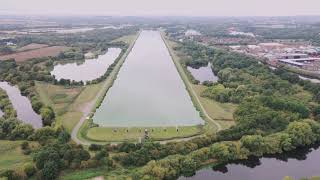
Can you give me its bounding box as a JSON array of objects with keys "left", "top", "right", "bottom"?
[
  {"left": 83, "top": 126, "right": 202, "bottom": 142},
  {"left": 36, "top": 81, "right": 103, "bottom": 132},
  {"left": 0, "top": 140, "right": 32, "bottom": 173},
  {"left": 161, "top": 32, "right": 237, "bottom": 133}
]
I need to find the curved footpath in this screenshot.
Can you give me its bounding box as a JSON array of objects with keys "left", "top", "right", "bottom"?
[{"left": 72, "top": 31, "right": 222, "bottom": 145}]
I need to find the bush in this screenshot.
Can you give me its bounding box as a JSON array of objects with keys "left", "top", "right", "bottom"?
[
  {"left": 89, "top": 144, "right": 102, "bottom": 151},
  {"left": 23, "top": 163, "right": 36, "bottom": 177}
]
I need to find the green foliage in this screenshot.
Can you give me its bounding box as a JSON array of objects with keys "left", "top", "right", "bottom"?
[
  {"left": 0, "top": 118, "right": 34, "bottom": 140},
  {"left": 286, "top": 121, "right": 316, "bottom": 147},
  {"left": 139, "top": 120, "right": 320, "bottom": 179},
  {"left": 40, "top": 106, "right": 55, "bottom": 126},
  {"left": 23, "top": 163, "right": 36, "bottom": 177}
]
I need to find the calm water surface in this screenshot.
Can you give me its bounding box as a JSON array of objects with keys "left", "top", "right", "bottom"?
[
  {"left": 93, "top": 30, "right": 203, "bottom": 127},
  {"left": 187, "top": 63, "right": 218, "bottom": 83},
  {"left": 0, "top": 81, "right": 42, "bottom": 128},
  {"left": 180, "top": 144, "right": 320, "bottom": 180},
  {"left": 51, "top": 48, "right": 121, "bottom": 82}
]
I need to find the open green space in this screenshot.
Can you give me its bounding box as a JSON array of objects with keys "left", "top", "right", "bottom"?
[
  {"left": 84, "top": 126, "right": 202, "bottom": 142},
  {"left": 35, "top": 81, "right": 84, "bottom": 115},
  {"left": 36, "top": 81, "right": 103, "bottom": 132},
  {"left": 0, "top": 140, "right": 32, "bottom": 173},
  {"left": 111, "top": 34, "right": 138, "bottom": 44}
]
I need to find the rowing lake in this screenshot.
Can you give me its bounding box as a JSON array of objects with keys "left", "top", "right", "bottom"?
[
  {"left": 92, "top": 30, "right": 203, "bottom": 127},
  {"left": 51, "top": 48, "right": 121, "bottom": 82}
]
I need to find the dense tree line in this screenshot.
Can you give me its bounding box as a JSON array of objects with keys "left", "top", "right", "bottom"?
[
  {"left": 112, "top": 134, "right": 217, "bottom": 167},
  {"left": 137, "top": 119, "right": 320, "bottom": 179}
]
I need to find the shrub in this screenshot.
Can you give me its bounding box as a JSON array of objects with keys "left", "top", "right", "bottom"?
[{"left": 23, "top": 163, "right": 36, "bottom": 177}]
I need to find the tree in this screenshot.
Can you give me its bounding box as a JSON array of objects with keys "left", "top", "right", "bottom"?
[
  {"left": 240, "top": 135, "right": 266, "bottom": 156},
  {"left": 42, "top": 161, "right": 59, "bottom": 180},
  {"left": 23, "top": 163, "right": 36, "bottom": 177},
  {"left": 10, "top": 124, "right": 34, "bottom": 140},
  {"left": 286, "top": 121, "right": 316, "bottom": 147},
  {"left": 40, "top": 107, "right": 55, "bottom": 126},
  {"left": 181, "top": 157, "right": 197, "bottom": 177}
]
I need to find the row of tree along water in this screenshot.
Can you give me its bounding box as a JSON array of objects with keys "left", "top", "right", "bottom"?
[{"left": 180, "top": 143, "right": 320, "bottom": 180}]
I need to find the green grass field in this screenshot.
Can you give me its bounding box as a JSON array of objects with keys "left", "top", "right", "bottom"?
[
  {"left": 35, "top": 82, "right": 84, "bottom": 115},
  {"left": 59, "top": 83, "right": 104, "bottom": 132},
  {"left": 36, "top": 81, "right": 104, "bottom": 132},
  {"left": 84, "top": 126, "right": 202, "bottom": 142},
  {"left": 0, "top": 140, "right": 32, "bottom": 173},
  {"left": 111, "top": 34, "right": 138, "bottom": 44},
  {"left": 193, "top": 84, "right": 237, "bottom": 120}
]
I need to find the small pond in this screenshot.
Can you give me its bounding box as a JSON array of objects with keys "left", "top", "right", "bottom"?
[
  {"left": 51, "top": 48, "right": 121, "bottom": 83},
  {"left": 187, "top": 63, "right": 218, "bottom": 83},
  {"left": 0, "top": 81, "right": 42, "bottom": 128}
]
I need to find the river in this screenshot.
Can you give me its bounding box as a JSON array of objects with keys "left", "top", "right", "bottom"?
[
  {"left": 0, "top": 81, "right": 42, "bottom": 128},
  {"left": 51, "top": 48, "right": 121, "bottom": 83},
  {"left": 92, "top": 30, "right": 203, "bottom": 127},
  {"left": 180, "top": 144, "right": 320, "bottom": 180}
]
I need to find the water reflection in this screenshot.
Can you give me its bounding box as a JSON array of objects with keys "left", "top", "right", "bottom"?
[
  {"left": 187, "top": 63, "right": 218, "bottom": 83},
  {"left": 181, "top": 143, "right": 320, "bottom": 180},
  {"left": 93, "top": 31, "right": 203, "bottom": 127},
  {"left": 51, "top": 48, "right": 121, "bottom": 83},
  {"left": 0, "top": 82, "right": 42, "bottom": 128}
]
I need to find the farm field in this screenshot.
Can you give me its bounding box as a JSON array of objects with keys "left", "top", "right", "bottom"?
[
  {"left": 0, "top": 45, "right": 69, "bottom": 62},
  {"left": 17, "top": 43, "right": 49, "bottom": 51}
]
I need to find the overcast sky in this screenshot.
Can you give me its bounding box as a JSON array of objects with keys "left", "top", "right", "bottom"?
[{"left": 1, "top": 0, "right": 320, "bottom": 16}]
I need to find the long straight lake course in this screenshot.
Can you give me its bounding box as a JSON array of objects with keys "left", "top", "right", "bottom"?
[{"left": 93, "top": 31, "right": 204, "bottom": 127}]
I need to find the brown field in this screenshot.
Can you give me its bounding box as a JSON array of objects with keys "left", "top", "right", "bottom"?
[
  {"left": 0, "top": 46, "right": 70, "bottom": 62},
  {"left": 17, "top": 43, "right": 49, "bottom": 51}
]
